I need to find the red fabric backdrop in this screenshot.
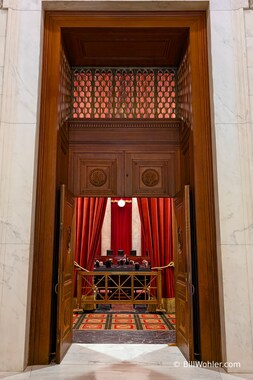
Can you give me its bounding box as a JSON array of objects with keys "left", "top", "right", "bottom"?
[
  {"left": 137, "top": 198, "right": 174, "bottom": 298},
  {"left": 111, "top": 198, "right": 132, "bottom": 256},
  {"left": 74, "top": 197, "right": 108, "bottom": 273}
]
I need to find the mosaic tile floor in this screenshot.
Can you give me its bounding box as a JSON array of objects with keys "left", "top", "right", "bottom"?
[{"left": 72, "top": 312, "right": 176, "bottom": 344}]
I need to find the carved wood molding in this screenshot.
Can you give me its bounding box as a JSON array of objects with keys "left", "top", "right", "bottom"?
[{"left": 68, "top": 119, "right": 182, "bottom": 129}]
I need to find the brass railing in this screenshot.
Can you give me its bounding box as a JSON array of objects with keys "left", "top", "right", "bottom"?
[{"left": 76, "top": 269, "right": 164, "bottom": 311}]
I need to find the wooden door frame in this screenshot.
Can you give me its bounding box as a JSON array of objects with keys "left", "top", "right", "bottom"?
[{"left": 29, "top": 11, "right": 221, "bottom": 364}]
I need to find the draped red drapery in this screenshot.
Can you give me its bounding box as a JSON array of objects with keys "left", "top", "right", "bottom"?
[
  {"left": 111, "top": 197, "right": 132, "bottom": 256},
  {"left": 137, "top": 198, "right": 174, "bottom": 298},
  {"left": 74, "top": 197, "right": 108, "bottom": 272}
]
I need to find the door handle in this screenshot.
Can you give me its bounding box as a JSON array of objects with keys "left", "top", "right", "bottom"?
[
  {"left": 55, "top": 283, "right": 58, "bottom": 294},
  {"left": 191, "top": 284, "right": 195, "bottom": 295}
]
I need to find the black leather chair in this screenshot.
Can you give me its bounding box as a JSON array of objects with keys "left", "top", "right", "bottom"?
[
  {"left": 130, "top": 250, "right": 137, "bottom": 256},
  {"left": 118, "top": 249, "right": 124, "bottom": 256},
  {"left": 106, "top": 249, "right": 113, "bottom": 256}
]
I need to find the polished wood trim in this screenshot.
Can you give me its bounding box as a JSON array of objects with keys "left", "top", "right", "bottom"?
[
  {"left": 190, "top": 14, "right": 221, "bottom": 361},
  {"left": 29, "top": 11, "right": 221, "bottom": 364},
  {"left": 69, "top": 121, "right": 181, "bottom": 147},
  {"left": 29, "top": 15, "right": 62, "bottom": 365}
]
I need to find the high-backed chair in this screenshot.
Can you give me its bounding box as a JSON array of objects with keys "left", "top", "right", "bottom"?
[
  {"left": 118, "top": 249, "right": 124, "bottom": 256},
  {"left": 107, "top": 249, "right": 113, "bottom": 256},
  {"left": 130, "top": 250, "right": 137, "bottom": 256}
]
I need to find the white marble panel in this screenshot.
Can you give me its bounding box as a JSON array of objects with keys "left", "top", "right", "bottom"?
[
  {"left": 0, "top": 36, "right": 5, "bottom": 66},
  {"left": 231, "top": 0, "right": 250, "bottom": 9},
  {"left": 1, "top": 9, "right": 41, "bottom": 124},
  {"left": 215, "top": 123, "right": 246, "bottom": 245},
  {"left": 245, "top": 10, "right": 253, "bottom": 37},
  {"left": 250, "top": 95, "right": 253, "bottom": 119},
  {"left": 248, "top": 67, "right": 253, "bottom": 94},
  {"left": 0, "top": 122, "right": 36, "bottom": 246},
  {"left": 0, "top": 66, "right": 3, "bottom": 93},
  {"left": 3, "top": 0, "right": 41, "bottom": 10},
  {"left": 0, "top": 10, "right": 7, "bottom": 36},
  {"left": 246, "top": 37, "right": 253, "bottom": 67},
  {"left": 210, "top": 0, "right": 250, "bottom": 11},
  {"left": 209, "top": 9, "right": 250, "bottom": 124},
  {"left": 5, "top": 123, "right": 36, "bottom": 203},
  {"left": 220, "top": 244, "right": 253, "bottom": 372},
  {"left": 4, "top": 201, "right": 33, "bottom": 244},
  {"left": 0, "top": 243, "right": 31, "bottom": 371}
]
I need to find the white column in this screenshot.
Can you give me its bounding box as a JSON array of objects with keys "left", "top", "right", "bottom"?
[
  {"left": 101, "top": 197, "right": 111, "bottom": 255},
  {"left": 132, "top": 198, "right": 141, "bottom": 256},
  {"left": 209, "top": 1, "right": 253, "bottom": 372},
  {"left": 0, "top": 0, "right": 41, "bottom": 371}
]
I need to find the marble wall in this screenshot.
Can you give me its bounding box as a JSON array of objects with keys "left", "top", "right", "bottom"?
[
  {"left": 0, "top": 0, "right": 42, "bottom": 371},
  {"left": 0, "top": 8, "right": 6, "bottom": 123},
  {"left": 0, "top": 0, "right": 252, "bottom": 373},
  {"left": 208, "top": 1, "right": 253, "bottom": 372}
]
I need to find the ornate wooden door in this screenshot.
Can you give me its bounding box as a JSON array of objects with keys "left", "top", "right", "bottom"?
[
  {"left": 55, "top": 184, "right": 75, "bottom": 363},
  {"left": 173, "top": 185, "right": 194, "bottom": 360}
]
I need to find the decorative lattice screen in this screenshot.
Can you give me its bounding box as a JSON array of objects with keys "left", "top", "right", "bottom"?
[
  {"left": 58, "top": 47, "right": 72, "bottom": 126},
  {"left": 177, "top": 46, "right": 192, "bottom": 127},
  {"left": 72, "top": 68, "right": 177, "bottom": 119}
]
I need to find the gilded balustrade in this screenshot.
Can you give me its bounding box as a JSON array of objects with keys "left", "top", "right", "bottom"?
[{"left": 76, "top": 269, "right": 164, "bottom": 311}]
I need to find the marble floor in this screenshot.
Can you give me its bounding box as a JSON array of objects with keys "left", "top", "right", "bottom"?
[{"left": 0, "top": 344, "right": 252, "bottom": 380}]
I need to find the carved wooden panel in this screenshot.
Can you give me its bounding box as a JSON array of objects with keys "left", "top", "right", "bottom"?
[
  {"left": 125, "top": 151, "right": 180, "bottom": 197},
  {"left": 173, "top": 186, "right": 194, "bottom": 360},
  {"left": 69, "top": 152, "right": 124, "bottom": 196},
  {"left": 56, "top": 186, "right": 75, "bottom": 363}
]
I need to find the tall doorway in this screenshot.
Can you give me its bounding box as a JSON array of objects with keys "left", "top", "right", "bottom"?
[{"left": 29, "top": 11, "right": 221, "bottom": 365}]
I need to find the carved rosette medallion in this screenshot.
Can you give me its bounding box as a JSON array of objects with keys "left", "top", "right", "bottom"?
[
  {"left": 89, "top": 168, "right": 107, "bottom": 187},
  {"left": 142, "top": 169, "right": 160, "bottom": 187}
]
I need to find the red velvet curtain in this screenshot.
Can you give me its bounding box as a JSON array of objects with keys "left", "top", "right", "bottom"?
[
  {"left": 137, "top": 198, "right": 174, "bottom": 298},
  {"left": 111, "top": 198, "right": 132, "bottom": 256},
  {"left": 75, "top": 197, "right": 108, "bottom": 271}
]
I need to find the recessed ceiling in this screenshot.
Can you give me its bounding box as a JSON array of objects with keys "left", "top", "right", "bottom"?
[{"left": 62, "top": 27, "right": 189, "bottom": 67}]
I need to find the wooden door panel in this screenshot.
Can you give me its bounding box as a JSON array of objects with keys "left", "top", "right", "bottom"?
[
  {"left": 58, "top": 280, "right": 73, "bottom": 358},
  {"left": 174, "top": 185, "right": 194, "bottom": 360},
  {"left": 56, "top": 185, "right": 75, "bottom": 363}
]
